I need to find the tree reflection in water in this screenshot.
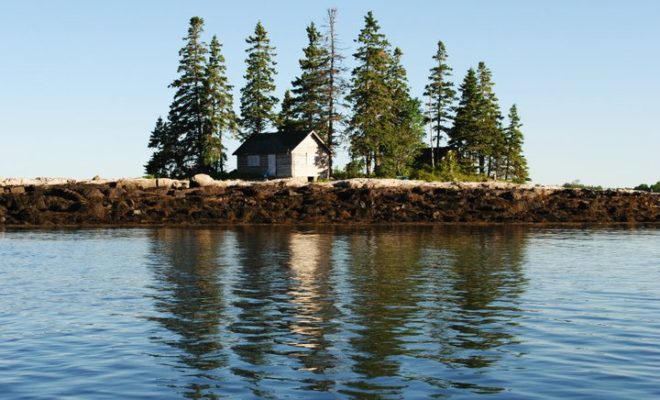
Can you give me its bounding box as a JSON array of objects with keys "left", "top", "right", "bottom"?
[
  {"left": 144, "top": 226, "right": 529, "bottom": 399},
  {"left": 342, "top": 226, "right": 528, "bottom": 398},
  {"left": 227, "top": 227, "right": 293, "bottom": 398},
  {"left": 146, "top": 228, "right": 231, "bottom": 399},
  {"left": 421, "top": 226, "right": 528, "bottom": 394}
]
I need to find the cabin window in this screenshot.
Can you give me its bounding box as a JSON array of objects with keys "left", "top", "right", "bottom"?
[{"left": 247, "top": 155, "right": 260, "bottom": 166}]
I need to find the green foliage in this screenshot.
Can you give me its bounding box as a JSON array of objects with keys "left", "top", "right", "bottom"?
[
  {"left": 562, "top": 180, "right": 603, "bottom": 190},
  {"left": 436, "top": 149, "right": 461, "bottom": 180},
  {"left": 145, "top": 117, "right": 178, "bottom": 177},
  {"left": 144, "top": 15, "right": 533, "bottom": 184},
  {"left": 476, "top": 62, "right": 505, "bottom": 177},
  {"left": 329, "top": 170, "right": 353, "bottom": 180},
  {"left": 290, "top": 22, "right": 330, "bottom": 133},
  {"left": 502, "top": 105, "right": 530, "bottom": 183},
  {"left": 332, "top": 159, "right": 366, "bottom": 179},
  {"left": 347, "top": 12, "right": 423, "bottom": 178},
  {"left": 380, "top": 48, "right": 425, "bottom": 177},
  {"left": 411, "top": 150, "right": 486, "bottom": 182},
  {"left": 202, "top": 35, "right": 238, "bottom": 175},
  {"left": 347, "top": 11, "right": 393, "bottom": 176},
  {"left": 240, "top": 21, "right": 278, "bottom": 137},
  {"left": 145, "top": 17, "right": 208, "bottom": 178},
  {"left": 277, "top": 90, "right": 303, "bottom": 131},
  {"left": 634, "top": 181, "right": 660, "bottom": 192},
  {"left": 423, "top": 40, "right": 455, "bottom": 149},
  {"left": 448, "top": 64, "right": 529, "bottom": 182},
  {"left": 145, "top": 17, "right": 239, "bottom": 179},
  {"left": 449, "top": 68, "right": 481, "bottom": 173},
  {"left": 167, "top": 16, "right": 208, "bottom": 177},
  {"left": 218, "top": 169, "right": 267, "bottom": 181}
]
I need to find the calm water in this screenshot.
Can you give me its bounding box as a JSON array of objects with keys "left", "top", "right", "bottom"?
[{"left": 0, "top": 226, "right": 659, "bottom": 399}]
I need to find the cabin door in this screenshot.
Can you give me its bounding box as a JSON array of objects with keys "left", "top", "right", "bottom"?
[{"left": 267, "top": 154, "right": 276, "bottom": 177}]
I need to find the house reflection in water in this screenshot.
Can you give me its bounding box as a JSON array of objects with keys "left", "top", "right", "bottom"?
[{"left": 285, "top": 232, "right": 340, "bottom": 383}]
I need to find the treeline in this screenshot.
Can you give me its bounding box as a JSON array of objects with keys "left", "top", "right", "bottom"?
[
  {"left": 146, "top": 10, "right": 529, "bottom": 182},
  {"left": 634, "top": 181, "right": 660, "bottom": 192}
]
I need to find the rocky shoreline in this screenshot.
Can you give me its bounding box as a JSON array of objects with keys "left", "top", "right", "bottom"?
[{"left": 1, "top": 176, "right": 658, "bottom": 226}]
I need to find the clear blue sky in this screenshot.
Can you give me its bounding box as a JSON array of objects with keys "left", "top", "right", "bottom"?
[{"left": 1, "top": 0, "right": 658, "bottom": 187}]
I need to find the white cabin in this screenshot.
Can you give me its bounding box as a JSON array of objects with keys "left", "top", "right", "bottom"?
[{"left": 233, "top": 130, "right": 330, "bottom": 180}]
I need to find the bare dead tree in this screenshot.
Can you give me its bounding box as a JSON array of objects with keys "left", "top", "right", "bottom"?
[{"left": 323, "top": 7, "right": 347, "bottom": 177}]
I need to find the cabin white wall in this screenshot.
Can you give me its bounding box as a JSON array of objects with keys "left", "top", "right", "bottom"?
[{"left": 291, "top": 135, "right": 329, "bottom": 178}]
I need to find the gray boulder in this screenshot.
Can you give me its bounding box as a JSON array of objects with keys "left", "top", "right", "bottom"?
[{"left": 191, "top": 174, "right": 216, "bottom": 187}]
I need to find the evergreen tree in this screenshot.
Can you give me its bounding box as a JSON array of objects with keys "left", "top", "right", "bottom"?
[
  {"left": 322, "top": 8, "right": 347, "bottom": 175},
  {"left": 502, "top": 104, "right": 530, "bottom": 182},
  {"left": 239, "top": 21, "right": 278, "bottom": 138},
  {"left": 382, "top": 47, "right": 424, "bottom": 176},
  {"left": 450, "top": 68, "right": 482, "bottom": 173},
  {"left": 347, "top": 11, "right": 393, "bottom": 175},
  {"left": 203, "top": 35, "right": 238, "bottom": 175},
  {"left": 277, "top": 89, "right": 303, "bottom": 131},
  {"left": 291, "top": 22, "right": 330, "bottom": 133},
  {"left": 145, "top": 117, "right": 178, "bottom": 177},
  {"left": 423, "top": 40, "right": 455, "bottom": 150},
  {"left": 168, "top": 16, "right": 208, "bottom": 176},
  {"left": 476, "top": 62, "right": 505, "bottom": 177}
]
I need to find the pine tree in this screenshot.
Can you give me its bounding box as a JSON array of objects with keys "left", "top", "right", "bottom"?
[
  {"left": 347, "top": 11, "right": 393, "bottom": 175},
  {"left": 476, "top": 62, "right": 505, "bottom": 177},
  {"left": 277, "top": 89, "right": 303, "bottom": 131},
  {"left": 239, "top": 21, "right": 278, "bottom": 138},
  {"left": 322, "top": 8, "right": 347, "bottom": 175},
  {"left": 145, "top": 117, "right": 178, "bottom": 177},
  {"left": 423, "top": 40, "right": 455, "bottom": 151},
  {"left": 503, "top": 104, "right": 530, "bottom": 182},
  {"left": 450, "top": 68, "right": 482, "bottom": 173},
  {"left": 203, "top": 35, "right": 238, "bottom": 175},
  {"left": 168, "top": 16, "right": 208, "bottom": 176},
  {"left": 291, "top": 22, "right": 329, "bottom": 133},
  {"left": 382, "top": 47, "right": 424, "bottom": 176}
]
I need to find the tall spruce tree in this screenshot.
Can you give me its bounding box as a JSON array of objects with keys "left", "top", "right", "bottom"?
[
  {"left": 239, "top": 21, "right": 278, "bottom": 138},
  {"left": 423, "top": 40, "right": 455, "bottom": 150},
  {"left": 347, "top": 11, "right": 393, "bottom": 175},
  {"left": 291, "top": 22, "right": 330, "bottom": 133},
  {"left": 476, "top": 62, "right": 505, "bottom": 177},
  {"left": 322, "top": 7, "right": 347, "bottom": 175},
  {"left": 168, "top": 16, "right": 208, "bottom": 176},
  {"left": 277, "top": 89, "right": 302, "bottom": 131},
  {"left": 503, "top": 104, "right": 529, "bottom": 182},
  {"left": 382, "top": 47, "right": 424, "bottom": 176},
  {"left": 450, "top": 68, "right": 482, "bottom": 173},
  {"left": 145, "top": 17, "right": 208, "bottom": 178},
  {"left": 203, "top": 35, "right": 238, "bottom": 175},
  {"left": 145, "top": 117, "right": 178, "bottom": 177}
]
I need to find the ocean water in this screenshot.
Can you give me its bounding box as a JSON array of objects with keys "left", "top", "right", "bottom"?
[{"left": 0, "top": 226, "right": 659, "bottom": 399}]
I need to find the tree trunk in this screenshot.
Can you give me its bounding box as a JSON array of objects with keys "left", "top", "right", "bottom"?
[{"left": 326, "top": 7, "right": 339, "bottom": 179}]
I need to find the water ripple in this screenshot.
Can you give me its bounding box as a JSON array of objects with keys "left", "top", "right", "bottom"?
[{"left": 0, "top": 226, "right": 659, "bottom": 399}]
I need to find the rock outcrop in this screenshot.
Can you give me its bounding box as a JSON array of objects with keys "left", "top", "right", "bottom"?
[{"left": 0, "top": 179, "right": 658, "bottom": 226}]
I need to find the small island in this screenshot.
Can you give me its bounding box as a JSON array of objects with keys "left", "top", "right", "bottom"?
[
  {"left": 2, "top": 12, "right": 658, "bottom": 228},
  {"left": 1, "top": 176, "right": 658, "bottom": 226}
]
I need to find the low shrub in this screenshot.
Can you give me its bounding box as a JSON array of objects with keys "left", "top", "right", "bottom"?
[{"left": 562, "top": 180, "right": 603, "bottom": 190}]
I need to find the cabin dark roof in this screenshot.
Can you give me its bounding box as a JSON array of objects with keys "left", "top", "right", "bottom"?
[{"left": 232, "top": 130, "right": 330, "bottom": 155}]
